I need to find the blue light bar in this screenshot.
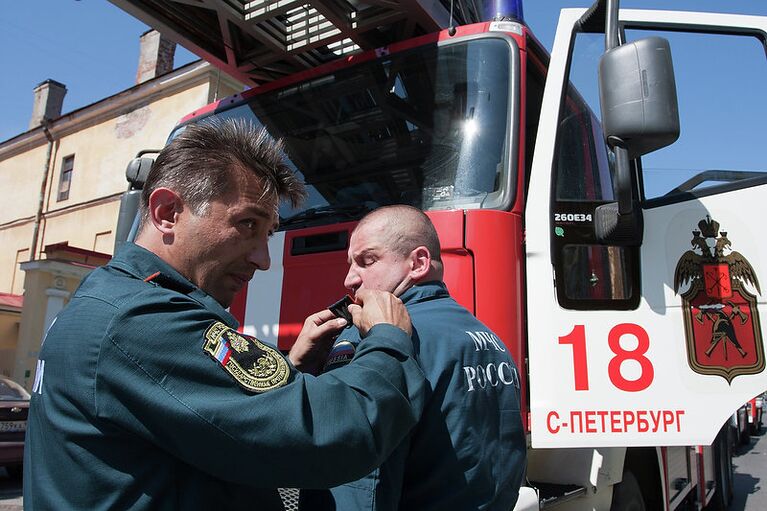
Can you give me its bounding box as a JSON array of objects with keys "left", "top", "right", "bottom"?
[{"left": 481, "top": 0, "right": 524, "bottom": 22}]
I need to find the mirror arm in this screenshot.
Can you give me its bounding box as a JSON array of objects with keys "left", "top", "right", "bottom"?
[
  {"left": 605, "top": 0, "right": 620, "bottom": 51},
  {"left": 594, "top": 141, "right": 641, "bottom": 245},
  {"left": 612, "top": 144, "right": 633, "bottom": 215}
]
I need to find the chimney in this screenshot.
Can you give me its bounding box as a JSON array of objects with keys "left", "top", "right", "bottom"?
[
  {"left": 29, "top": 80, "right": 67, "bottom": 129},
  {"left": 136, "top": 30, "right": 176, "bottom": 84}
]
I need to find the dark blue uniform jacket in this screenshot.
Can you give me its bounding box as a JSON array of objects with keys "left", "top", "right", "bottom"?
[
  {"left": 23, "top": 243, "right": 426, "bottom": 510},
  {"left": 303, "top": 282, "right": 526, "bottom": 511}
]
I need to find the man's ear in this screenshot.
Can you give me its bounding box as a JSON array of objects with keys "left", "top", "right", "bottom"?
[
  {"left": 147, "top": 187, "right": 183, "bottom": 235},
  {"left": 408, "top": 246, "right": 432, "bottom": 281}
]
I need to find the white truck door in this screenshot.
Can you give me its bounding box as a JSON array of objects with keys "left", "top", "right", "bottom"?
[{"left": 526, "top": 9, "right": 767, "bottom": 448}]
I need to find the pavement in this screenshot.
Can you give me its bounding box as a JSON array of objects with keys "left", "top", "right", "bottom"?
[{"left": 731, "top": 425, "right": 767, "bottom": 511}]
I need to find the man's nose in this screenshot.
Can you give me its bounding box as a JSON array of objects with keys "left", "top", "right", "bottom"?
[
  {"left": 343, "top": 267, "right": 359, "bottom": 290},
  {"left": 248, "top": 242, "right": 271, "bottom": 271}
]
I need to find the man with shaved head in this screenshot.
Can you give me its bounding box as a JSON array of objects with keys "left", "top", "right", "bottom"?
[
  {"left": 301, "top": 205, "right": 526, "bottom": 511},
  {"left": 343, "top": 206, "right": 444, "bottom": 297}
]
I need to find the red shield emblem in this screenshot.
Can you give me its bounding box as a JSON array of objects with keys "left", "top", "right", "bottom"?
[{"left": 674, "top": 217, "right": 763, "bottom": 383}]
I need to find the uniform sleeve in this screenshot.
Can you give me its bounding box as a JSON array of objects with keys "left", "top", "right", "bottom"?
[{"left": 94, "top": 290, "right": 426, "bottom": 488}]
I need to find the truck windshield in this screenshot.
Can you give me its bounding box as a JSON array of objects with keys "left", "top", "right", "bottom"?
[{"left": 180, "top": 37, "right": 512, "bottom": 229}]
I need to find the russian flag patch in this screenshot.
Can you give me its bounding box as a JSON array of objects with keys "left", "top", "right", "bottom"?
[{"left": 324, "top": 339, "right": 357, "bottom": 372}]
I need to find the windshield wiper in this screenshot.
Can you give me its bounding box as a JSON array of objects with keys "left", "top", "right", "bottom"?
[{"left": 280, "top": 204, "right": 374, "bottom": 229}]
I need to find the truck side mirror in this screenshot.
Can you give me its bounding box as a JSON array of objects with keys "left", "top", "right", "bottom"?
[
  {"left": 599, "top": 36, "right": 680, "bottom": 159},
  {"left": 594, "top": 37, "right": 679, "bottom": 246},
  {"left": 114, "top": 155, "right": 157, "bottom": 251},
  {"left": 125, "top": 156, "right": 155, "bottom": 189}
]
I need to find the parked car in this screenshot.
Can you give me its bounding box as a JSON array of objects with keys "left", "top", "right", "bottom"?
[{"left": 0, "top": 375, "right": 30, "bottom": 479}]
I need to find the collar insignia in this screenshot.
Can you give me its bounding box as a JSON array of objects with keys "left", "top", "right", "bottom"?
[
  {"left": 674, "top": 216, "right": 764, "bottom": 383},
  {"left": 203, "top": 322, "right": 290, "bottom": 392}
]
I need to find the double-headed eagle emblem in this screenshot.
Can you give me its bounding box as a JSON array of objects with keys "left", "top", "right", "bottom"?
[
  {"left": 674, "top": 216, "right": 760, "bottom": 297},
  {"left": 673, "top": 216, "right": 764, "bottom": 383}
]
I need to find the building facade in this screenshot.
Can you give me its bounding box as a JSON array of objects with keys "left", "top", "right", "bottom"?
[{"left": 0, "top": 31, "right": 242, "bottom": 386}]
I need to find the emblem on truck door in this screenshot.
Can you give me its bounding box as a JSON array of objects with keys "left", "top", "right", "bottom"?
[{"left": 674, "top": 216, "right": 764, "bottom": 383}]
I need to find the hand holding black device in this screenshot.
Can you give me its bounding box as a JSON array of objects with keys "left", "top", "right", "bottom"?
[{"left": 328, "top": 294, "right": 355, "bottom": 324}]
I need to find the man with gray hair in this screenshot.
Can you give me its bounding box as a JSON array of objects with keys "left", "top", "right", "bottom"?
[
  {"left": 302, "top": 205, "right": 526, "bottom": 510},
  {"left": 24, "top": 120, "right": 426, "bottom": 509}
]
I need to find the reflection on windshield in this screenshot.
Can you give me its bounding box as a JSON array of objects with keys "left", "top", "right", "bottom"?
[{"left": 205, "top": 37, "right": 512, "bottom": 229}]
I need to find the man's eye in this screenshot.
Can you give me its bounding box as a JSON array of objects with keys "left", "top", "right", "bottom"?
[{"left": 241, "top": 220, "right": 257, "bottom": 230}]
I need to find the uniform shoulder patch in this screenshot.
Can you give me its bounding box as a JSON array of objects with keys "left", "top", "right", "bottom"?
[{"left": 203, "top": 322, "right": 290, "bottom": 393}]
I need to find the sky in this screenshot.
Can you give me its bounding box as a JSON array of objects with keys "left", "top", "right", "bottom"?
[{"left": 1, "top": 0, "right": 766, "bottom": 143}]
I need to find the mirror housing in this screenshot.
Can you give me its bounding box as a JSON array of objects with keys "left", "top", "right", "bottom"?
[
  {"left": 594, "top": 36, "right": 679, "bottom": 245},
  {"left": 114, "top": 154, "right": 157, "bottom": 251},
  {"left": 599, "top": 36, "right": 680, "bottom": 159},
  {"left": 594, "top": 198, "right": 644, "bottom": 245},
  {"left": 125, "top": 156, "right": 154, "bottom": 189}
]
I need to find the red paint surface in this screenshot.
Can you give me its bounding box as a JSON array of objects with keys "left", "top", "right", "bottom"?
[
  {"left": 277, "top": 222, "right": 356, "bottom": 350},
  {"left": 427, "top": 210, "right": 473, "bottom": 312},
  {"left": 229, "top": 287, "right": 247, "bottom": 331},
  {"left": 465, "top": 209, "right": 528, "bottom": 430}
]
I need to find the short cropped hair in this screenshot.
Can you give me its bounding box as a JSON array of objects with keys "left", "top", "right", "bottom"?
[
  {"left": 139, "top": 119, "right": 305, "bottom": 226},
  {"left": 358, "top": 205, "right": 442, "bottom": 262}
]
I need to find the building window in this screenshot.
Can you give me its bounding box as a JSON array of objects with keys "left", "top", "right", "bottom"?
[{"left": 58, "top": 155, "right": 74, "bottom": 201}]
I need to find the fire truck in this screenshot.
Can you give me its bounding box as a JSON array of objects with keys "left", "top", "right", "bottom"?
[{"left": 111, "top": 0, "right": 767, "bottom": 508}]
